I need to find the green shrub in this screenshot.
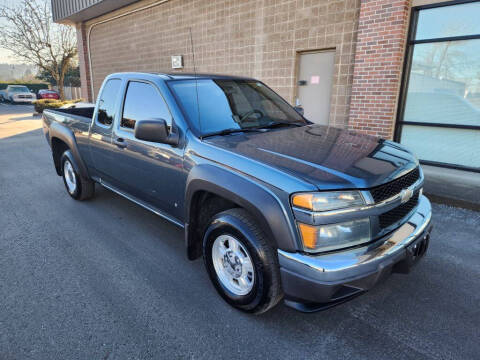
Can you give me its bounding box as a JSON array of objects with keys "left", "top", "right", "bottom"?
[
  {"left": 0, "top": 82, "right": 49, "bottom": 94},
  {"left": 33, "top": 99, "right": 84, "bottom": 113}
]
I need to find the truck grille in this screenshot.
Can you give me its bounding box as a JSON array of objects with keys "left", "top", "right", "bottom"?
[
  {"left": 18, "top": 95, "right": 33, "bottom": 99},
  {"left": 379, "top": 191, "right": 420, "bottom": 228},
  {"left": 370, "top": 167, "right": 420, "bottom": 203}
]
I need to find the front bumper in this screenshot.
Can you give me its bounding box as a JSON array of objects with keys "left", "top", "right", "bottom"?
[
  {"left": 278, "top": 195, "right": 433, "bottom": 312},
  {"left": 12, "top": 95, "right": 36, "bottom": 103}
]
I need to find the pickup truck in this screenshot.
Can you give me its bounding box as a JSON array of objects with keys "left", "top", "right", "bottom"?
[{"left": 42, "top": 72, "right": 433, "bottom": 314}]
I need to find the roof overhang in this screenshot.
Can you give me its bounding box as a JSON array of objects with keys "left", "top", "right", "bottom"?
[{"left": 51, "top": 0, "right": 141, "bottom": 24}]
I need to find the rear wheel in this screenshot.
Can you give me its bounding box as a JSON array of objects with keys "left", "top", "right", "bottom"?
[
  {"left": 60, "top": 150, "right": 95, "bottom": 200},
  {"left": 203, "top": 208, "right": 283, "bottom": 314}
]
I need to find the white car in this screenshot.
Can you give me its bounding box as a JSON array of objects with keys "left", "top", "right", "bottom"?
[{"left": 6, "top": 85, "right": 36, "bottom": 103}]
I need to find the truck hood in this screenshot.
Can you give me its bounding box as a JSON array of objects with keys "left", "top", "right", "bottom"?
[{"left": 205, "top": 125, "right": 418, "bottom": 190}]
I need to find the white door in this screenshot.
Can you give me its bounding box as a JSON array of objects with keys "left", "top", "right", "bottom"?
[{"left": 297, "top": 51, "right": 335, "bottom": 125}]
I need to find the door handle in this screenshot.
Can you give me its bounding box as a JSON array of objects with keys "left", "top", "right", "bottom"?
[{"left": 114, "top": 137, "right": 127, "bottom": 148}]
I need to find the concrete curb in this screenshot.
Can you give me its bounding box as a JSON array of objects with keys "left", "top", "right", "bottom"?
[{"left": 423, "top": 165, "right": 480, "bottom": 212}]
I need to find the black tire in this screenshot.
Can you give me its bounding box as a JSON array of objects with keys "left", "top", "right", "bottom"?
[
  {"left": 60, "top": 150, "right": 95, "bottom": 200},
  {"left": 203, "top": 208, "right": 283, "bottom": 314}
]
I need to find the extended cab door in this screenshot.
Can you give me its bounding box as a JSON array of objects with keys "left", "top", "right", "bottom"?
[
  {"left": 109, "top": 80, "right": 186, "bottom": 221},
  {"left": 88, "top": 78, "right": 123, "bottom": 181}
]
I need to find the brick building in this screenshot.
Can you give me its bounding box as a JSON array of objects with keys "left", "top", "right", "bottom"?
[{"left": 52, "top": 0, "right": 480, "bottom": 172}]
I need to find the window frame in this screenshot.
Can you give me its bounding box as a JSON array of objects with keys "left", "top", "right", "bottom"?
[
  {"left": 95, "top": 78, "right": 122, "bottom": 129},
  {"left": 394, "top": 0, "right": 480, "bottom": 173},
  {"left": 118, "top": 79, "right": 173, "bottom": 133}
]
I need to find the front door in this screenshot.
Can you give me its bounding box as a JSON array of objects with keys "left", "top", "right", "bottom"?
[
  {"left": 109, "top": 80, "right": 185, "bottom": 221},
  {"left": 296, "top": 50, "right": 335, "bottom": 125},
  {"left": 88, "top": 78, "right": 122, "bottom": 181}
]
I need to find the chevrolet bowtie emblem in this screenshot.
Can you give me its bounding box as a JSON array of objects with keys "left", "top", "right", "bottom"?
[{"left": 400, "top": 188, "right": 414, "bottom": 204}]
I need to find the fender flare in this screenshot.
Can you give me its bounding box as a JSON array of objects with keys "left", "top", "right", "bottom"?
[
  {"left": 185, "top": 164, "right": 299, "bottom": 259},
  {"left": 49, "top": 121, "right": 90, "bottom": 179}
]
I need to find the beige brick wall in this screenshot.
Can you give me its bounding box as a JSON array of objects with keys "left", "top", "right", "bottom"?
[{"left": 83, "top": 0, "right": 361, "bottom": 128}]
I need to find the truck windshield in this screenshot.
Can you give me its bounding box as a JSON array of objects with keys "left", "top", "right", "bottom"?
[
  {"left": 9, "top": 86, "right": 29, "bottom": 93},
  {"left": 168, "top": 79, "right": 306, "bottom": 136}
]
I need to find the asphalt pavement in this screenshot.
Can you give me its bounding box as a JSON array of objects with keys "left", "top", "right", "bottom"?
[{"left": 0, "top": 103, "right": 479, "bottom": 359}]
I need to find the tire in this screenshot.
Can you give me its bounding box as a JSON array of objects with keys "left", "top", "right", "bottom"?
[
  {"left": 60, "top": 150, "right": 95, "bottom": 200},
  {"left": 203, "top": 208, "right": 283, "bottom": 314}
]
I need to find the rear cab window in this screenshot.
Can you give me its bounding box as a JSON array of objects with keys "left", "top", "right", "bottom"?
[
  {"left": 96, "top": 79, "right": 122, "bottom": 126},
  {"left": 120, "top": 81, "right": 172, "bottom": 130}
]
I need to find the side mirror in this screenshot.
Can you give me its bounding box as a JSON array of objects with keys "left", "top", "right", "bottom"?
[
  {"left": 294, "top": 106, "right": 304, "bottom": 116},
  {"left": 134, "top": 119, "right": 178, "bottom": 146}
]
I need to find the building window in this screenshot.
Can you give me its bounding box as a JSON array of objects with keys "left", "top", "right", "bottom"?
[{"left": 397, "top": 1, "right": 480, "bottom": 172}]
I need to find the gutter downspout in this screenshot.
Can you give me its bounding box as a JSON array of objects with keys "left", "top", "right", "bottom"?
[{"left": 86, "top": 0, "right": 170, "bottom": 101}]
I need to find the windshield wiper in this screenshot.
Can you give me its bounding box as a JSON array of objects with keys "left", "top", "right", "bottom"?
[
  {"left": 201, "top": 127, "right": 263, "bottom": 139},
  {"left": 253, "top": 120, "right": 305, "bottom": 130}
]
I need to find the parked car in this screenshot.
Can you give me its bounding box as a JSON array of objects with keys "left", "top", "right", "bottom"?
[
  {"left": 5, "top": 85, "right": 36, "bottom": 103},
  {"left": 0, "top": 90, "right": 6, "bottom": 102},
  {"left": 37, "top": 89, "right": 60, "bottom": 100},
  {"left": 42, "top": 72, "right": 433, "bottom": 314}
]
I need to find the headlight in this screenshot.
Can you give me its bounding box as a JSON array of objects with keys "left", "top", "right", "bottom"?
[
  {"left": 298, "top": 218, "right": 371, "bottom": 252},
  {"left": 292, "top": 191, "right": 365, "bottom": 212}
]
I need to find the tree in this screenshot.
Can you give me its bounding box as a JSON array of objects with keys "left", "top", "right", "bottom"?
[
  {"left": 0, "top": 0, "right": 77, "bottom": 100},
  {"left": 37, "top": 65, "right": 81, "bottom": 88}
]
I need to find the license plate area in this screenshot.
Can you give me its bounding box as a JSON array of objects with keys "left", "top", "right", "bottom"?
[
  {"left": 407, "top": 232, "right": 430, "bottom": 262},
  {"left": 392, "top": 230, "right": 431, "bottom": 274}
]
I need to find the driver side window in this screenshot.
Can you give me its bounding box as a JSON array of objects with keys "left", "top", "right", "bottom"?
[{"left": 121, "top": 81, "right": 172, "bottom": 130}]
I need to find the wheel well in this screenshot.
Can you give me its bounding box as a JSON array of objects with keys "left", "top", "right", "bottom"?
[
  {"left": 51, "top": 137, "right": 69, "bottom": 175},
  {"left": 187, "top": 191, "right": 239, "bottom": 260}
]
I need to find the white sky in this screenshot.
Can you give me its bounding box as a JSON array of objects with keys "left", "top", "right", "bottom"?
[{"left": 0, "top": 0, "right": 28, "bottom": 64}]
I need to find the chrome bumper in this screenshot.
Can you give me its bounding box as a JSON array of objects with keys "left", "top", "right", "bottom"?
[
  {"left": 278, "top": 195, "right": 432, "bottom": 311},
  {"left": 12, "top": 96, "right": 36, "bottom": 103}
]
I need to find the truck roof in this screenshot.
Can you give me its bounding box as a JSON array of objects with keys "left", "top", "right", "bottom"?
[{"left": 108, "top": 72, "right": 255, "bottom": 81}]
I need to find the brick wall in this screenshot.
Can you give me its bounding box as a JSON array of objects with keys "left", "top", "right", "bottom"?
[
  {"left": 80, "top": 0, "right": 361, "bottom": 128},
  {"left": 348, "top": 0, "right": 410, "bottom": 139}
]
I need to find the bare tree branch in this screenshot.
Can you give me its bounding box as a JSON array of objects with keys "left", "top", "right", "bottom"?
[{"left": 0, "top": 0, "right": 77, "bottom": 100}]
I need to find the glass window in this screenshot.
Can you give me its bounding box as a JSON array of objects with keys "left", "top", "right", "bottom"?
[
  {"left": 404, "top": 40, "right": 480, "bottom": 126},
  {"left": 169, "top": 79, "right": 305, "bottom": 134},
  {"left": 400, "top": 125, "right": 480, "bottom": 168},
  {"left": 97, "top": 79, "right": 121, "bottom": 126},
  {"left": 9, "top": 86, "right": 29, "bottom": 93},
  {"left": 415, "top": 2, "right": 480, "bottom": 40},
  {"left": 399, "top": 2, "right": 480, "bottom": 171},
  {"left": 121, "top": 81, "right": 172, "bottom": 130}
]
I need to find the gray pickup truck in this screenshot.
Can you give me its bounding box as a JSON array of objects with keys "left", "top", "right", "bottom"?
[{"left": 42, "top": 72, "right": 432, "bottom": 314}]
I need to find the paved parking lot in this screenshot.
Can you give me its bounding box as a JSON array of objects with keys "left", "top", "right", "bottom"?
[{"left": 0, "top": 103, "right": 479, "bottom": 359}]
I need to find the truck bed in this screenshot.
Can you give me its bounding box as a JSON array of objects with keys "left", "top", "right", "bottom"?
[{"left": 48, "top": 106, "right": 95, "bottom": 119}]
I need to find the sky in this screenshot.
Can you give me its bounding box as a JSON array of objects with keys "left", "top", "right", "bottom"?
[
  {"left": 0, "top": 0, "right": 19, "bottom": 63},
  {"left": 0, "top": 0, "right": 31, "bottom": 64}
]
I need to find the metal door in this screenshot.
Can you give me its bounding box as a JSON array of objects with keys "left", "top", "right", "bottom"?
[{"left": 296, "top": 51, "right": 335, "bottom": 125}]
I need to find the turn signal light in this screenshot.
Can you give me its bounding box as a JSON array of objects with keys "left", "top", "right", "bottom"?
[
  {"left": 298, "top": 223, "right": 317, "bottom": 249},
  {"left": 292, "top": 193, "right": 314, "bottom": 210}
]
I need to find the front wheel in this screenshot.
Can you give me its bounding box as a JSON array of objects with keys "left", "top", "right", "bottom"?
[
  {"left": 203, "top": 208, "right": 283, "bottom": 314},
  {"left": 60, "top": 150, "right": 95, "bottom": 200}
]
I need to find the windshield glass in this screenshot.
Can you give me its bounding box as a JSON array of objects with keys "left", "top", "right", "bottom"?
[
  {"left": 168, "top": 79, "right": 306, "bottom": 135},
  {"left": 9, "top": 86, "right": 29, "bottom": 93}
]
